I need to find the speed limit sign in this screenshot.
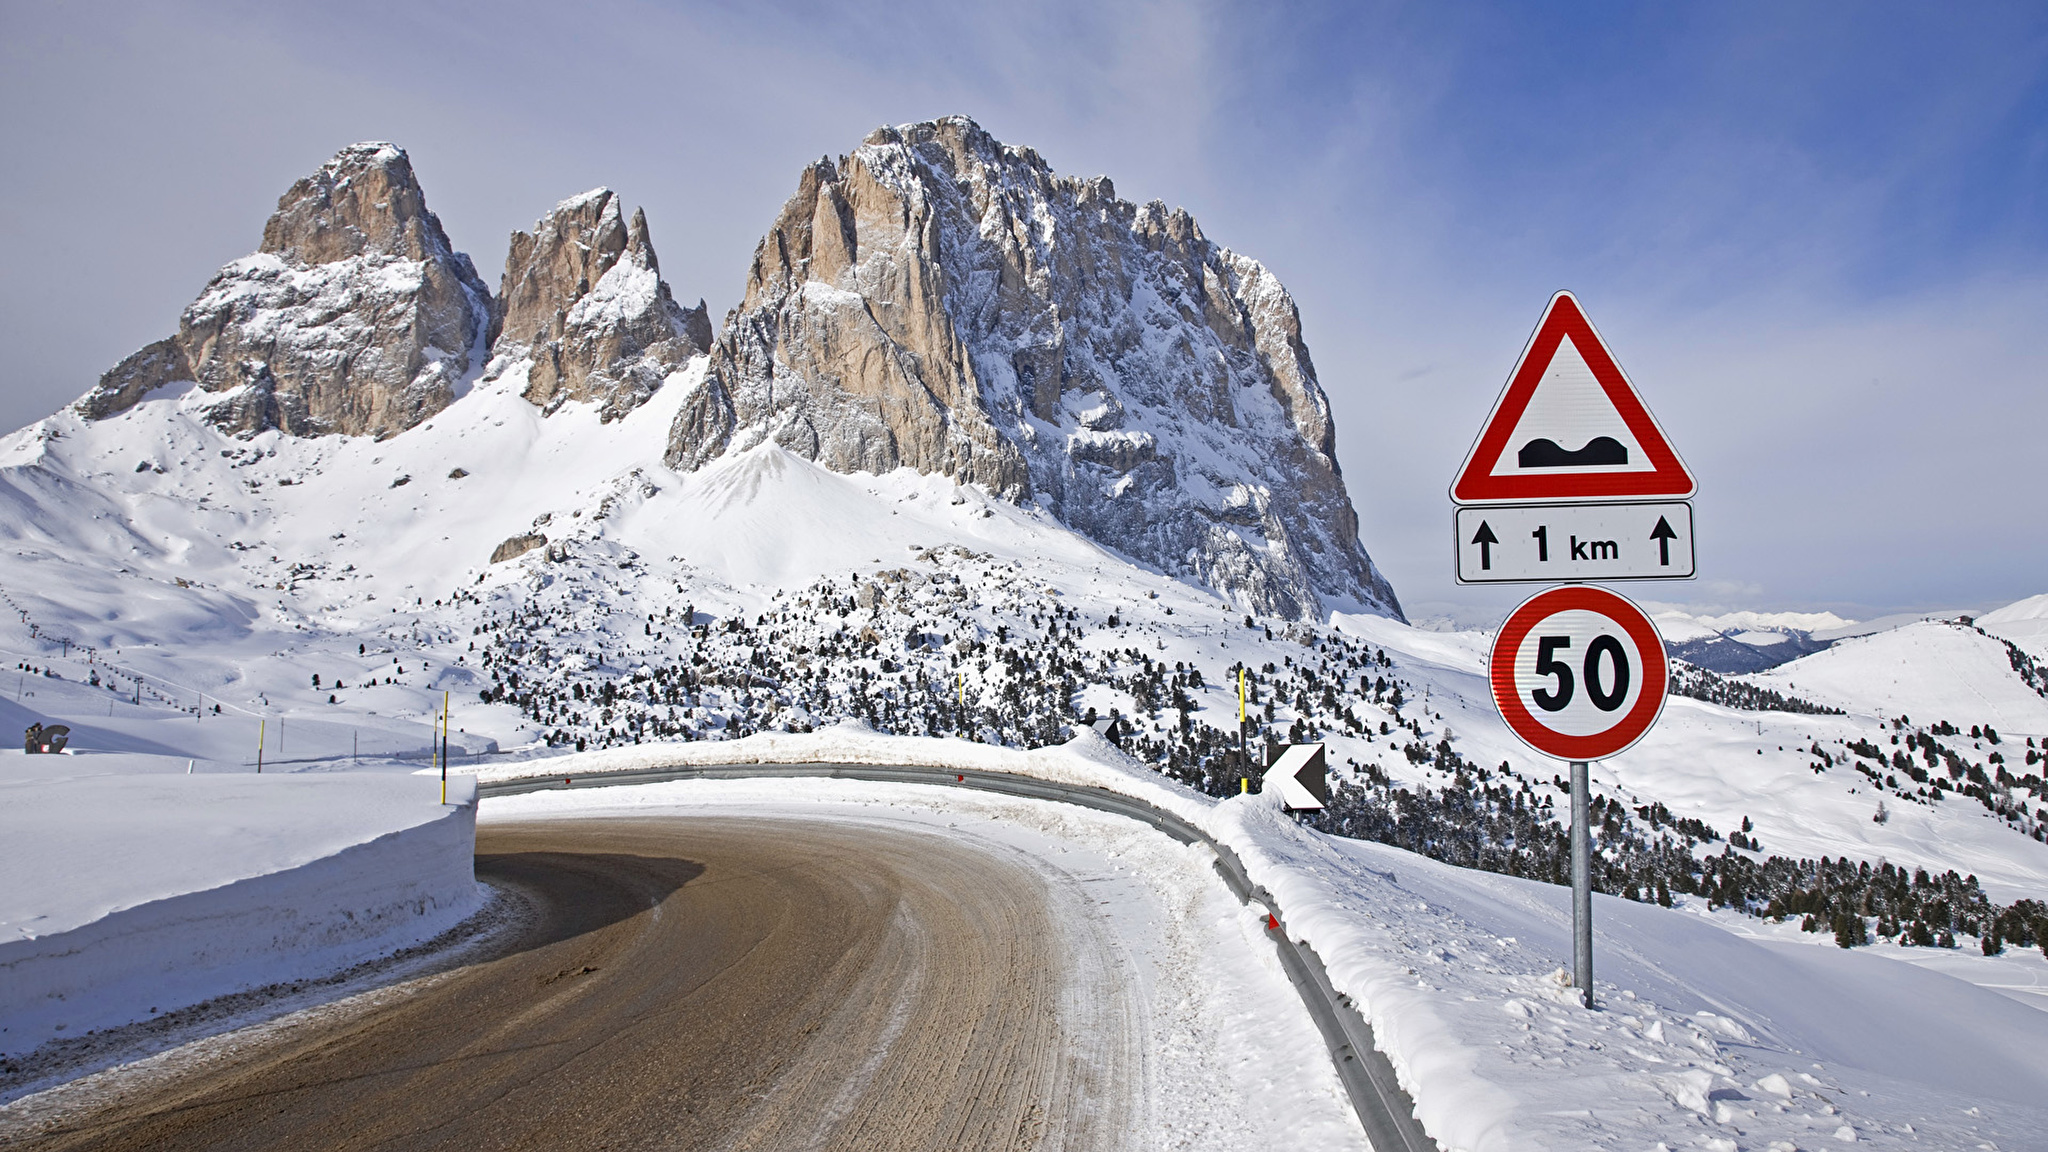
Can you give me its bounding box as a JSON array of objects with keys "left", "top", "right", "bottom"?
[{"left": 1490, "top": 584, "right": 1668, "bottom": 761}]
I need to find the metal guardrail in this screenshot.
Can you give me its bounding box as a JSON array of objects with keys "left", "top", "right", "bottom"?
[{"left": 477, "top": 762, "right": 1437, "bottom": 1152}]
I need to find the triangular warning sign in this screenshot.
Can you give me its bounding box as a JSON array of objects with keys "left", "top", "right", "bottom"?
[{"left": 1451, "top": 291, "right": 1694, "bottom": 504}]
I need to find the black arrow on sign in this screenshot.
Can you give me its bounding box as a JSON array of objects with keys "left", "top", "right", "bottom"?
[
  {"left": 1650, "top": 516, "right": 1677, "bottom": 566},
  {"left": 1471, "top": 520, "right": 1499, "bottom": 570}
]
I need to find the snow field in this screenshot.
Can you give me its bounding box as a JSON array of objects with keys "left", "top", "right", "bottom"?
[
  {"left": 1754, "top": 621, "right": 2048, "bottom": 735},
  {"left": 0, "top": 771, "right": 482, "bottom": 1060}
]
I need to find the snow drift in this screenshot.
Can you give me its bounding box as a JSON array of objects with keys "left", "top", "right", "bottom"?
[{"left": 0, "top": 772, "right": 481, "bottom": 1059}]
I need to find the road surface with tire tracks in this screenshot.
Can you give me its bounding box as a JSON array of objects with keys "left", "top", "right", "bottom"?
[{"left": 9, "top": 814, "right": 1143, "bottom": 1151}]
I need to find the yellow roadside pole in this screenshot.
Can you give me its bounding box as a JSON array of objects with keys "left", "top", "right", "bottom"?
[
  {"left": 1237, "top": 666, "right": 1249, "bottom": 781},
  {"left": 256, "top": 719, "right": 265, "bottom": 774}
]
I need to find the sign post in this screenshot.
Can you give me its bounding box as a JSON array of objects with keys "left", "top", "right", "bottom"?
[
  {"left": 1453, "top": 292, "right": 1692, "bottom": 1009},
  {"left": 1488, "top": 584, "right": 1669, "bottom": 1005}
]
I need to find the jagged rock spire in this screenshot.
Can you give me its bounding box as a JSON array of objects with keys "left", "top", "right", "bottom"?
[{"left": 487, "top": 189, "right": 712, "bottom": 422}]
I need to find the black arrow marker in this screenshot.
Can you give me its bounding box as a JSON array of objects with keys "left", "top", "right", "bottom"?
[
  {"left": 1471, "top": 520, "right": 1499, "bottom": 570},
  {"left": 1650, "top": 516, "right": 1677, "bottom": 566}
]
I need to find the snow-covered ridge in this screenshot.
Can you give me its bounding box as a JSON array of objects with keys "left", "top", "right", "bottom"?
[{"left": 1982, "top": 591, "right": 2048, "bottom": 661}]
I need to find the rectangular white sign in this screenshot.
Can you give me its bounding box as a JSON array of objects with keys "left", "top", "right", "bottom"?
[{"left": 1454, "top": 502, "right": 1695, "bottom": 583}]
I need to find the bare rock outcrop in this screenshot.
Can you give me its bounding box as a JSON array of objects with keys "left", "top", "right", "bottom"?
[
  {"left": 668, "top": 116, "right": 1400, "bottom": 620},
  {"left": 490, "top": 533, "right": 547, "bottom": 564},
  {"left": 487, "top": 189, "right": 712, "bottom": 422},
  {"left": 78, "top": 143, "right": 490, "bottom": 439},
  {"left": 77, "top": 338, "right": 189, "bottom": 421}
]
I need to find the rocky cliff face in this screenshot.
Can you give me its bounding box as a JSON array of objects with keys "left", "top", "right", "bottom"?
[
  {"left": 668, "top": 117, "right": 1400, "bottom": 621},
  {"left": 487, "top": 189, "right": 712, "bottom": 422},
  {"left": 79, "top": 143, "right": 492, "bottom": 439}
]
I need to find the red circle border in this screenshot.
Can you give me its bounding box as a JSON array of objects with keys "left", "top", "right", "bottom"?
[{"left": 1489, "top": 585, "right": 1668, "bottom": 761}]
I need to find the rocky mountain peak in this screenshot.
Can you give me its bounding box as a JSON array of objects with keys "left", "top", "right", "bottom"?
[
  {"left": 258, "top": 142, "right": 452, "bottom": 265},
  {"left": 666, "top": 115, "right": 1401, "bottom": 621},
  {"left": 79, "top": 142, "right": 490, "bottom": 439},
  {"left": 487, "top": 188, "right": 712, "bottom": 423}
]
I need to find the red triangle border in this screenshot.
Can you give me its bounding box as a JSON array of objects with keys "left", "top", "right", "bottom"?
[{"left": 1451, "top": 292, "right": 1695, "bottom": 503}]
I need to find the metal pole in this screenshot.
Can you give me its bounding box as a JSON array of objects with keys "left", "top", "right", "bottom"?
[{"left": 1571, "top": 758, "right": 1593, "bottom": 1008}]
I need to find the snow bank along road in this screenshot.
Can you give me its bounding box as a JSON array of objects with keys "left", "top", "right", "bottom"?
[
  {"left": 0, "top": 772, "right": 482, "bottom": 1063},
  {"left": 16, "top": 815, "right": 1142, "bottom": 1150},
  {"left": 5, "top": 767, "right": 1414, "bottom": 1151}
]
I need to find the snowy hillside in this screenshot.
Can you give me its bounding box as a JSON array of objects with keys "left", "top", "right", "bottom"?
[
  {"left": 1982, "top": 591, "right": 2048, "bottom": 661},
  {"left": 1753, "top": 620, "right": 2048, "bottom": 736}
]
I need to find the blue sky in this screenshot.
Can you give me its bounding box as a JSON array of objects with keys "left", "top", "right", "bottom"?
[{"left": 3, "top": 0, "right": 2043, "bottom": 623}]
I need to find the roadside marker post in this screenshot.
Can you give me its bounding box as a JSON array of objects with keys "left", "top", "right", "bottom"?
[
  {"left": 1237, "top": 667, "right": 1249, "bottom": 773},
  {"left": 1453, "top": 292, "right": 1692, "bottom": 1009}
]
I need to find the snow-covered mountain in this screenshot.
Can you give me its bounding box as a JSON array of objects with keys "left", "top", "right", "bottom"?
[
  {"left": 674, "top": 118, "right": 1400, "bottom": 621},
  {"left": 69, "top": 121, "right": 1397, "bottom": 624},
  {"left": 486, "top": 188, "right": 713, "bottom": 423},
  {"left": 79, "top": 144, "right": 493, "bottom": 440}
]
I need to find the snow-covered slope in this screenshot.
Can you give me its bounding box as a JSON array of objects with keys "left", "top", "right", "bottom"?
[
  {"left": 1754, "top": 620, "right": 2048, "bottom": 735},
  {"left": 1982, "top": 591, "right": 2048, "bottom": 661}
]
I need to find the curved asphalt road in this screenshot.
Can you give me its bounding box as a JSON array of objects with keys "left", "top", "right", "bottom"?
[{"left": 11, "top": 814, "right": 1140, "bottom": 1151}]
